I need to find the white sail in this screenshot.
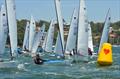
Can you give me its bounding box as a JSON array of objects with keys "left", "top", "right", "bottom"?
[
  {"left": 65, "top": 8, "right": 78, "bottom": 54},
  {"left": 98, "top": 9, "right": 111, "bottom": 53},
  {"left": 42, "top": 34, "right": 47, "bottom": 51},
  {"left": 88, "top": 23, "right": 94, "bottom": 52},
  {"left": 54, "top": 32, "right": 63, "bottom": 55},
  {"left": 39, "top": 24, "right": 46, "bottom": 47},
  {"left": 77, "top": 0, "right": 88, "bottom": 61},
  {"left": 55, "top": 0, "right": 64, "bottom": 53},
  {"left": 22, "top": 22, "right": 29, "bottom": 50},
  {"left": 31, "top": 24, "right": 46, "bottom": 53},
  {"left": 0, "top": 5, "right": 8, "bottom": 55},
  {"left": 42, "top": 19, "right": 55, "bottom": 52},
  {"left": 5, "top": 0, "right": 18, "bottom": 57},
  {"left": 29, "top": 16, "right": 36, "bottom": 51}
]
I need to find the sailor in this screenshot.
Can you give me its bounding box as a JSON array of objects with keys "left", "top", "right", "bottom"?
[
  {"left": 17, "top": 48, "right": 23, "bottom": 54},
  {"left": 33, "top": 54, "right": 45, "bottom": 65},
  {"left": 70, "top": 49, "right": 76, "bottom": 56},
  {"left": 88, "top": 48, "right": 92, "bottom": 56}
]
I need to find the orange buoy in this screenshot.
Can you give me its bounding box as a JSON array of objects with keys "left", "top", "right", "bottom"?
[{"left": 97, "top": 43, "right": 113, "bottom": 66}]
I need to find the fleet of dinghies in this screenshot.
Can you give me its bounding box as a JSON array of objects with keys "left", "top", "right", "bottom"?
[
  {"left": 0, "top": 0, "right": 113, "bottom": 66},
  {"left": 22, "top": 21, "right": 29, "bottom": 51}
]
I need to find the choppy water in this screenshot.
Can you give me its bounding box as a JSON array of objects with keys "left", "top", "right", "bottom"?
[{"left": 0, "top": 46, "right": 120, "bottom": 79}]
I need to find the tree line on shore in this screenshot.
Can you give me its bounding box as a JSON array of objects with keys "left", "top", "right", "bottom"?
[{"left": 10, "top": 19, "right": 120, "bottom": 46}]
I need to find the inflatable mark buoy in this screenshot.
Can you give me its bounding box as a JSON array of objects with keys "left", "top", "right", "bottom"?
[{"left": 97, "top": 43, "right": 113, "bottom": 66}]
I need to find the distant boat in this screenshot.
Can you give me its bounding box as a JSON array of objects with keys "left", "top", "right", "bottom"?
[
  {"left": 75, "top": 0, "right": 89, "bottom": 61},
  {"left": 65, "top": 8, "right": 78, "bottom": 55},
  {"left": 42, "top": 19, "right": 55, "bottom": 53},
  {"left": 22, "top": 21, "right": 30, "bottom": 51},
  {"left": 29, "top": 15, "right": 36, "bottom": 52},
  {"left": 5, "top": 0, "right": 18, "bottom": 58},
  {"left": 98, "top": 9, "right": 111, "bottom": 53},
  {"left": 54, "top": 31, "right": 63, "bottom": 56},
  {"left": 31, "top": 24, "right": 46, "bottom": 57},
  {"left": 54, "top": 0, "right": 64, "bottom": 55},
  {"left": 88, "top": 23, "right": 94, "bottom": 53}
]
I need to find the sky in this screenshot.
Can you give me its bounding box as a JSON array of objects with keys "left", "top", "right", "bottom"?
[{"left": 0, "top": 0, "right": 120, "bottom": 23}]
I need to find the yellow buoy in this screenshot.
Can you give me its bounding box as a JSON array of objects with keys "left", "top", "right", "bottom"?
[{"left": 97, "top": 43, "right": 113, "bottom": 66}]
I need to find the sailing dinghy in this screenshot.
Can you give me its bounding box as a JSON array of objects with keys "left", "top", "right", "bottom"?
[
  {"left": 0, "top": 0, "right": 18, "bottom": 68},
  {"left": 74, "top": 0, "right": 89, "bottom": 62},
  {"left": 98, "top": 9, "right": 111, "bottom": 53},
  {"left": 42, "top": 19, "right": 55, "bottom": 53},
  {"left": 31, "top": 24, "right": 46, "bottom": 57},
  {"left": 5, "top": 0, "right": 18, "bottom": 59},
  {"left": 29, "top": 15, "right": 36, "bottom": 52},
  {"left": 0, "top": 4, "right": 9, "bottom": 62},
  {"left": 65, "top": 8, "right": 78, "bottom": 57},
  {"left": 54, "top": 0, "right": 64, "bottom": 57},
  {"left": 22, "top": 21, "right": 30, "bottom": 52}
]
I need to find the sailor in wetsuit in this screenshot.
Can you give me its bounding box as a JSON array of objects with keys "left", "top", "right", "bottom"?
[
  {"left": 33, "top": 54, "right": 45, "bottom": 65},
  {"left": 88, "top": 48, "right": 92, "bottom": 56}
]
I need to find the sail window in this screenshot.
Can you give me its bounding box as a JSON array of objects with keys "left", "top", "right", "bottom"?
[
  {"left": 74, "top": 17, "right": 76, "bottom": 19},
  {"left": 84, "top": 8, "right": 86, "bottom": 10},
  {"left": 3, "top": 13, "right": 5, "bottom": 16}
]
